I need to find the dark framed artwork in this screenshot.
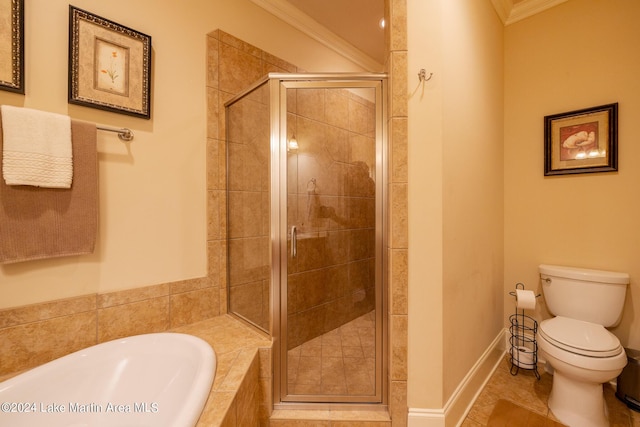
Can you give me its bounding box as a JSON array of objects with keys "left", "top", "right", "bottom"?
[
  {"left": 544, "top": 103, "right": 618, "bottom": 176},
  {"left": 68, "top": 6, "right": 151, "bottom": 119},
  {"left": 0, "top": 0, "right": 24, "bottom": 94}
]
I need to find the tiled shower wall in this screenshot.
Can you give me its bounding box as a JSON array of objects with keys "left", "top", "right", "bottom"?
[
  {"left": 226, "top": 81, "right": 271, "bottom": 330},
  {"left": 286, "top": 87, "right": 377, "bottom": 349},
  {"left": 225, "top": 79, "right": 378, "bottom": 345},
  {"left": 208, "top": 31, "right": 301, "bottom": 331}
]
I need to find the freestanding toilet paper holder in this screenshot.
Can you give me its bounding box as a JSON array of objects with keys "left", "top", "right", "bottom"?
[{"left": 509, "top": 283, "right": 541, "bottom": 379}]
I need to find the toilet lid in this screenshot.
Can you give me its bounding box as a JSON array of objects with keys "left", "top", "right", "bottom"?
[{"left": 539, "top": 316, "right": 622, "bottom": 357}]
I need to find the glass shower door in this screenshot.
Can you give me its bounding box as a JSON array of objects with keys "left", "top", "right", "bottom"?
[{"left": 280, "top": 80, "right": 384, "bottom": 404}]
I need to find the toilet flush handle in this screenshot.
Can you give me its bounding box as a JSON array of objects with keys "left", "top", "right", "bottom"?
[{"left": 541, "top": 277, "right": 551, "bottom": 284}]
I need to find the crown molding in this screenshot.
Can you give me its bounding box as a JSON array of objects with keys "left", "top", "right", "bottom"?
[
  {"left": 249, "top": 0, "right": 384, "bottom": 71},
  {"left": 491, "top": 0, "right": 569, "bottom": 25},
  {"left": 490, "top": 0, "right": 513, "bottom": 24}
]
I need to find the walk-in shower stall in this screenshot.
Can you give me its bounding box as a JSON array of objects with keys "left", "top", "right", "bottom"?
[{"left": 225, "top": 73, "right": 386, "bottom": 406}]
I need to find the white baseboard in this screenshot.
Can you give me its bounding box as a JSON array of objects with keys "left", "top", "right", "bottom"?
[{"left": 408, "top": 329, "right": 507, "bottom": 427}]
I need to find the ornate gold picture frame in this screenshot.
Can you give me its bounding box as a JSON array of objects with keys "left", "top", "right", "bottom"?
[
  {"left": 68, "top": 6, "right": 151, "bottom": 119},
  {"left": 0, "top": 0, "right": 24, "bottom": 94}
]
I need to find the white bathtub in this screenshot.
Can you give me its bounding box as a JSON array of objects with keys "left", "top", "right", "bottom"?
[{"left": 0, "top": 333, "right": 216, "bottom": 427}]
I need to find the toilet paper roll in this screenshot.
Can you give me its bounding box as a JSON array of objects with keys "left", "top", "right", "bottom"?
[
  {"left": 515, "top": 289, "right": 536, "bottom": 310},
  {"left": 511, "top": 346, "right": 534, "bottom": 368}
]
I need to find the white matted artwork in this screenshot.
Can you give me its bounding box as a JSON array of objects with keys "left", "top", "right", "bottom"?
[{"left": 68, "top": 6, "right": 151, "bottom": 119}]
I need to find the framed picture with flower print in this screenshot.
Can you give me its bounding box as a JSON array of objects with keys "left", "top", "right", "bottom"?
[
  {"left": 544, "top": 103, "right": 618, "bottom": 176},
  {"left": 68, "top": 6, "right": 151, "bottom": 119},
  {"left": 0, "top": 0, "right": 24, "bottom": 94}
]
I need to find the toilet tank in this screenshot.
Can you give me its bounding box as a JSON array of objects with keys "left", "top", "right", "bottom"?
[{"left": 539, "top": 264, "right": 629, "bottom": 327}]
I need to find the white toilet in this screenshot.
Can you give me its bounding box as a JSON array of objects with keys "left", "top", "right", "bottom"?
[{"left": 538, "top": 264, "right": 629, "bottom": 427}]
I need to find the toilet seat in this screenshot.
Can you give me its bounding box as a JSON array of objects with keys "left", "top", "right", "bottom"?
[{"left": 539, "top": 316, "right": 623, "bottom": 358}]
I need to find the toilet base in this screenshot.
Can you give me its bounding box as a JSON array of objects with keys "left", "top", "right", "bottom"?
[{"left": 548, "top": 369, "right": 608, "bottom": 427}]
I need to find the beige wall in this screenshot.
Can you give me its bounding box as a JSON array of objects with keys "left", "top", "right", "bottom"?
[
  {"left": 504, "top": 0, "right": 640, "bottom": 350},
  {"left": 0, "top": 0, "right": 363, "bottom": 309},
  {"left": 441, "top": 0, "right": 505, "bottom": 403},
  {"left": 407, "top": 0, "right": 504, "bottom": 411},
  {"left": 407, "top": 0, "right": 445, "bottom": 410}
]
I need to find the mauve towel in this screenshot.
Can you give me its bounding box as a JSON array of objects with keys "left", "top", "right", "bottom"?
[{"left": 0, "top": 116, "right": 98, "bottom": 263}]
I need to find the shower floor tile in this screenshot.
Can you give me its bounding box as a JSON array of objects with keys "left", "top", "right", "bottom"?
[{"left": 287, "top": 311, "right": 376, "bottom": 396}]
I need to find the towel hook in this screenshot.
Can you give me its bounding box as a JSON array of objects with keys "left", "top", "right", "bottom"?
[{"left": 418, "top": 68, "right": 433, "bottom": 82}]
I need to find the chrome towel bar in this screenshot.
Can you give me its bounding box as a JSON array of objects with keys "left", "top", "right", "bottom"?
[{"left": 96, "top": 125, "right": 134, "bottom": 141}]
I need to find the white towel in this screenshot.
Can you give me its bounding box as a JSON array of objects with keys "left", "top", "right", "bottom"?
[{"left": 1, "top": 105, "right": 73, "bottom": 188}]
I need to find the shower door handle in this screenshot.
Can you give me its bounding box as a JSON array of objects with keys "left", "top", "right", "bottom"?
[{"left": 291, "top": 226, "right": 297, "bottom": 258}]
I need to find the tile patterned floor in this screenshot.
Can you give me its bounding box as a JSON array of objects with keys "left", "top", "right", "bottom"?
[
  {"left": 487, "top": 399, "right": 565, "bottom": 426},
  {"left": 286, "top": 311, "right": 376, "bottom": 396},
  {"left": 462, "top": 357, "right": 640, "bottom": 426}
]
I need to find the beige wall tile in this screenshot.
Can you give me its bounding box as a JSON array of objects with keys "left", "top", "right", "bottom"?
[
  {"left": 259, "top": 347, "right": 272, "bottom": 380},
  {"left": 227, "top": 237, "right": 269, "bottom": 285},
  {"left": 389, "top": 117, "right": 408, "bottom": 183},
  {"left": 329, "top": 410, "right": 391, "bottom": 422},
  {"left": 262, "top": 51, "right": 297, "bottom": 73},
  {"left": 332, "top": 422, "right": 391, "bottom": 427},
  {"left": 218, "top": 94, "right": 229, "bottom": 146},
  {"left": 207, "top": 137, "right": 220, "bottom": 191},
  {"left": 97, "top": 297, "right": 170, "bottom": 343},
  {"left": 219, "top": 285, "right": 229, "bottom": 315},
  {"left": 389, "top": 51, "right": 408, "bottom": 118},
  {"left": 389, "top": 183, "right": 408, "bottom": 249},
  {"left": 259, "top": 377, "right": 273, "bottom": 423},
  {"left": 207, "top": 35, "right": 219, "bottom": 89},
  {"left": 297, "top": 88, "right": 326, "bottom": 122},
  {"left": 229, "top": 281, "right": 265, "bottom": 327},
  {"left": 207, "top": 240, "right": 224, "bottom": 287},
  {"left": 0, "top": 294, "right": 96, "bottom": 329},
  {"left": 217, "top": 349, "right": 257, "bottom": 392},
  {"left": 208, "top": 189, "right": 223, "bottom": 240},
  {"left": 389, "top": 380, "right": 408, "bottom": 427},
  {"left": 212, "top": 349, "right": 241, "bottom": 391},
  {"left": 97, "top": 283, "right": 169, "bottom": 308},
  {"left": 170, "top": 287, "right": 219, "bottom": 328},
  {"left": 219, "top": 31, "right": 263, "bottom": 57},
  {"left": 389, "top": 0, "right": 407, "bottom": 51},
  {"left": 196, "top": 391, "right": 235, "bottom": 427},
  {"left": 0, "top": 311, "right": 96, "bottom": 376},
  {"left": 169, "top": 277, "right": 213, "bottom": 295},
  {"left": 271, "top": 420, "right": 330, "bottom": 427},
  {"left": 207, "top": 87, "right": 220, "bottom": 139},
  {"left": 236, "top": 355, "right": 261, "bottom": 426},
  {"left": 389, "top": 249, "right": 408, "bottom": 315},
  {"left": 219, "top": 41, "right": 264, "bottom": 95},
  {"left": 326, "top": 90, "right": 350, "bottom": 130},
  {"left": 227, "top": 190, "right": 264, "bottom": 238},
  {"left": 349, "top": 98, "right": 374, "bottom": 135},
  {"left": 390, "top": 315, "right": 407, "bottom": 381}
]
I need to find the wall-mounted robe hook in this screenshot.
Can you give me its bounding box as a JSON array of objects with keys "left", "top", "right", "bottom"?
[{"left": 418, "top": 69, "right": 433, "bottom": 82}]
